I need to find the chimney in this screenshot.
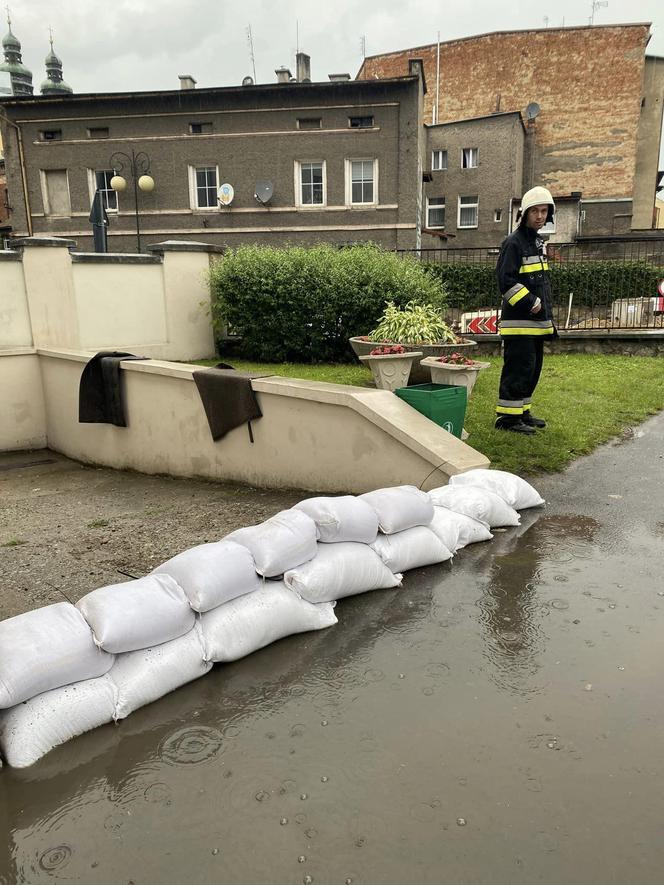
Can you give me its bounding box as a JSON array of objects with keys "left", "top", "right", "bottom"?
[
  {"left": 178, "top": 74, "right": 197, "bottom": 90},
  {"left": 275, "top": 66, "right": 292, "bottom": 84},
  {"left": 328, "top": 73, "right": 351, "bottom": 82},
  {"left": 408, "top": 58, "right": 427, "bottom": 94},
  {"left": 296, "top": 52, "right": 311, "bottom": 83}
]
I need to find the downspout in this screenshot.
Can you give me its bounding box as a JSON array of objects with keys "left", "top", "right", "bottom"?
[{"left": 0, "top": 108, "right": 33, "bottom": 236}]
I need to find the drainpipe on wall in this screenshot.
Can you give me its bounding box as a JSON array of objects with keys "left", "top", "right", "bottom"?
[{"left": 0, "top": 108, "right": 33, "bottom": 236}]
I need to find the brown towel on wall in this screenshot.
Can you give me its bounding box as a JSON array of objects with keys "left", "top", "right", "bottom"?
[
  {"left": 192, "top": 366, "right": 272, "bottom": 441},
  {"left": 79, "top": 351, "right": 148, "bottom": 427}
]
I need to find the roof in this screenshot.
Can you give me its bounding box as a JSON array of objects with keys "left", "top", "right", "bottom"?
[{"left": 427, "top": 110, "right": 525, "bottom": 131}]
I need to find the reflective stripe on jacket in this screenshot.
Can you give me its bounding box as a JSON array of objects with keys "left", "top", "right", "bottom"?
[{"left": 496, "top": 226, "right": 554, "bottom": 337}]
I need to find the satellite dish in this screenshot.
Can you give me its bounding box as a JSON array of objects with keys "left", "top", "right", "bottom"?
[
  {"left": 218, "top": 183, "right": 235, "bottom": 206},
  {"left": 254, "top": 181, "right": 274, "bottom": 205},
  {"left": 242, "top": 76, "right": 254, "bottom": 86},
  {"left": 526, "top": 102, "right": 541, "bottom": 121}
]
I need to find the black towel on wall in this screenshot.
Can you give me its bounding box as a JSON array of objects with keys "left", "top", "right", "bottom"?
[
  {"left": 192, "top": 367, "right": 272, "bottom": 441},
  {"left": 79, "top": 351, "right": 147, "bottom": 427}
]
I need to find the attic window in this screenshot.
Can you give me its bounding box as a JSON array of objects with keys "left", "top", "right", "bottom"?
[
  {"left": 39, "top": 129, "right": 62, "bottom": 142},
  {"left": 297, "top": 117, "right": 322, "bottom": 130},
  {"left": 349, "top": 115, "right": 374, "bottom": 129},
  {"left": 189, "top": 122, "right": 213, "bottom": 134},
  {"left": 87, "top": 127, "right": 109, "bottom": 139}
]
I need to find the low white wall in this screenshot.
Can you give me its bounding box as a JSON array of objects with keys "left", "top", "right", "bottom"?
[
  {"left": 0, "top": 255, "right": 32, "bottom": 348},
  {"left": 0, "top": 350, "right": 47, "bottom": 451},
  {"left": 38, "top": 349, "right": 489, "bottom": 493}
]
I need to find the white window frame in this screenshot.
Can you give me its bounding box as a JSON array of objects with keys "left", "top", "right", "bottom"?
[
  {"left": 87, "top": 168, "right": 119, "bottom": 213},
  {"left": 39, "top": 168, "right": 71, "bottom": 217},
  {"left": 188, "top": 165, "right": 220, "bottom": 211},
  {"left": 294, "top": 160, "right": 327, "bottom": 208},
  {"left": 431, "top": 149, "right": 447, "bottom": 171},
  {"left": 426, "top": 196, "right": 445, "bottom": 229},
  {"left": 345, "top": 158, "right": 378, "bottom": 206},
  {"left": 458, "top": 195, "right": 479, "bottom": 229},
  {"left": 462, "top": 147, "right": 479, "bottom": 168}
]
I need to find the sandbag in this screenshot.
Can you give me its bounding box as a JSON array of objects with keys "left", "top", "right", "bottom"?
[
  {"left": 284, "top": 542, "right": 402, "bottom": 604},
  {"left": 428, "top": 485, "right": 520, "bottom": 528},
  {"left": 226, "top": 508, "right": 318, "bottom": 577},
  {"left": 0, "top": 676, "right": 116, "bottom": 768},
  {"left": 200, "top": 582, "right": 337, "bottom": 663},
  {"left": 449, "top": 468, "right": 545, "bottom": 509},
  {"left": 430, "top": 507, "right": 493, "bottom": 551},
  {"left": 152, "top": 540, "right": 261, "bottom": 612},
  {"left": 359, "top": 485, "right": 434, "bottom": 534},
  {"left": 371, "top": 526, "right": 452, "bottom": 573},
  {"left": 0, "top": 602, "right": 114, "bottom": 709},
  {"left": 294, "top": 496, "right": 379, "bottom": 544},
  {"left": 76, "top": 574, "right": 195, "bottom": 654},
  {"left": 109, "top": 624, "right": 211, "bottom": 720}
]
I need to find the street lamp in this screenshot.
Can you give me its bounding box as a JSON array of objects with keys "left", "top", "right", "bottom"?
[{"left": 109, "top": 150, "right": 155, "bottom": 253}]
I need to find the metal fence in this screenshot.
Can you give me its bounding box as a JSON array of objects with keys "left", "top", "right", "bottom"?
[{"left": 396, "top": 240, "right": 664, "bottom": 333}]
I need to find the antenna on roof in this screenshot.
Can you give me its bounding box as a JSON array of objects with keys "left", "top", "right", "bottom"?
[
  {"left": 246, "top": 24, "right": 257, "bottom": 83},
  {"left": 526, "top": 102, "right": 540, "bottom": 121},
  {"left": 360, "top": 35, "right": 366, "bottom": 58},
  {"left": 589, "top": 0, "right": 608, "bottom": 25}
]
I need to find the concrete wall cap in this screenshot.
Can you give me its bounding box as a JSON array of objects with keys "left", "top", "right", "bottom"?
[
  {"left": 147, "top": 240, "right": 226, "bottom": 254},
  {"left": 71, "top": 253, "right": 162, "bottom": 264},
  {"left": 0, "top": 250, "right": 22, "bottom": 260},
  {"left": 11, "top": 236, "right": 77, "bottom": 248}
]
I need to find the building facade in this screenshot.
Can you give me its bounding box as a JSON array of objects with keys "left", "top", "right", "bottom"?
[{"left": 0, "top": 65, "right": 425, "bottom": 252}]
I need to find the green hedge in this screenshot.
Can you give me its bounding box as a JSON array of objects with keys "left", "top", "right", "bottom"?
[
  {"left": 424, "top": 260, "right": 663, "bottom": 311},
  {"left": 209, "top": 244, "right": 448, "bottom": 362}
]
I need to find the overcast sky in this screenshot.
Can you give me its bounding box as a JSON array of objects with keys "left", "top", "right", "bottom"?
[{"left": 6, "top": 0, "right": 664, "bottom": 94}]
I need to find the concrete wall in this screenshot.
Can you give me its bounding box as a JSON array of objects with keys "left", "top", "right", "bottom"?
[
  {"left": 0, "top": 350, "right": 47, "bottom": 450},
  {"left": 37, "top": 348, "right": 488, "bottom": 492},
  {"left": 0, "top": 251, "right": 30, "bottom": 346},
  {"left": 633, "top": 56, "right": 664, "bottom": 229}
]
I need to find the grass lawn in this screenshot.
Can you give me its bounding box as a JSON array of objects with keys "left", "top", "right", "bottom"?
[{"left": 193, "top": 355, "right": 664, "bottom": 475}]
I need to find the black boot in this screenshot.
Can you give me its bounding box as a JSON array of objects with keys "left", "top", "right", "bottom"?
[
  {"left": 522, "top": 412, "right": 546, "bottom": 428},
  {"left": 495, "top": 417, "right": 536, "bottom": 435}
]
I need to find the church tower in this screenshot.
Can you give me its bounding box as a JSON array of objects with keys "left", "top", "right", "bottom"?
[
  {"left": 0, "top": 11, "right": 33, "bottom": 95},
  {"left": 40, "top": 31, "right": 73, "bottom": 95}
]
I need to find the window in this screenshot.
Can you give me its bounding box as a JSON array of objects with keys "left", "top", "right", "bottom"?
[
  {"left": 296, "top": 161, "right": 325, "bottom": 206},
  {"left": 87, "top": 127, "right": 109, "bottom": 139},
  {"left": 458, "top": 195, "right": 479, "bottom": 228},
  {"left": 462, "top": 147, "right": 478, "bottom": 168},
  {"left": 39, "top": 129, "right": 62, "bottom": 142},
  {"left": 431, "top": 149, "right": 447, "bottom": 171},
  {"left": 189, "top": 122, "right": 212, "bottom": 134},
  {"left": 40, "top": 169, "right": 71, "bottom": 216},
  {"left": 426, "top": 196, "right": 445, "bottom": 228},
  {"left": 92, "top": 170, "right": 118, "bottom": 212},
  {"left": 347, "top": 158, "right": 377, "bottom": 205},
  {"left": 349, "top": 115, "right": 374, "bottom": 129},
  {"left": 189, "top": 166, "right": 219, "bottom": 209},
  {"left": 494, "top": 208, "right": 503, "bottom": 223},
  {"left": 297, "top": 117, "right": 322, "bottom": 130}
]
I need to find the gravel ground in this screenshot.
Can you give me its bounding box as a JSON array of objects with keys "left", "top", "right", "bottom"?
[{"left": 0, "top": 449, "right": 303, "bottom": 620}]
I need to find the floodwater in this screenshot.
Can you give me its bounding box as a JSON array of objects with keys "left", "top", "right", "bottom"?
[{"left": 2, "top": 418, "right": 664, "bottom": 884}]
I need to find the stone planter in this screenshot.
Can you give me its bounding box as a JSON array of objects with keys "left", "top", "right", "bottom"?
[
  {"left": 359, "top": 351, "right": 423, "bottom": 392},
  {"left": 350, "top": 336, "right": 476, "bottom": 385},
  {"left": 420, "top": 356, "right": 491, "bottom": 399}
]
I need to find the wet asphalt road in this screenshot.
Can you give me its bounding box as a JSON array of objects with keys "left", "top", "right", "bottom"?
[{"left": 1, "top": 415, "right": 664, "bottom": 885}]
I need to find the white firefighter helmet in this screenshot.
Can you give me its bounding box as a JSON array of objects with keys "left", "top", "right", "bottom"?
[{"left": 518, "top": 186, "right": 555, "bottom": 225}]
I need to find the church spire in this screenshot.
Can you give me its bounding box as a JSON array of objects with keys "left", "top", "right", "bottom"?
[
  {"left": 0, "top": 7, "right": 34, "bottom": 95},
  {"left": 40, "top": 27, "right": 73, "bottom": 95}
]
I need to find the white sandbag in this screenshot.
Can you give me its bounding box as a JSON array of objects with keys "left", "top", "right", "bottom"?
[
  {"left": 430, "top": 507, "right": 493, "bottom": 551},
  {"left": 359, "top": 485, "right": 434, "bottom": 534},
  {"left": 449, "top": 468, "right": 545, "bottom": 509},
  {"left": 76, "top": 574, "right": 195, "bottom": 654},
  {"left": 109, "top": 624, "right": 212, "bottom": 720},
  {"left": 428, "top": 485, "right": 520, "bottom": 528},
  {"left": 0, "top": 602, "right": 114, "bottom": 709},
  {"left": 0, "top": 675, "right": 116, "bottom": 768},
  {"left": 284, "top": 542, "right": 402, "bottom": 604},
  {"left": 151, "top": 540, "right": 261, "bottom": 613},
  {"left": 294, "top": 496, "right": 379, "bottom": 544},
  {"left": 371, "top": 526, "right": 452, "bottom": 573},
  {"left": 200, "top": 582, "right": 337, "bottom": 663},
  {"left": 226, "top": 508, "right": 318, "bottom": 577}
]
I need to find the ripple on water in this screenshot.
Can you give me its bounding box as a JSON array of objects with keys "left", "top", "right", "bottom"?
[
  {"left": 143, "top": 782, "right": 172, "bottom": 805},
  {"left": 38, "top": 844, "right": 72, "bottom": 874},
  {"left": 159, "top": 725, "right": 224, "bottom": 766}
]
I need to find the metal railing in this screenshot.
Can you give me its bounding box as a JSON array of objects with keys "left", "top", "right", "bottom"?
[{"left": 396, "top": 240, "right": 664, "bottom": 333}]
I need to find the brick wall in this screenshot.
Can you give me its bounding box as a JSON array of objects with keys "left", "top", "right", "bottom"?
[{"left": 359, "top": 24, "right": 651, "bottom": 200}]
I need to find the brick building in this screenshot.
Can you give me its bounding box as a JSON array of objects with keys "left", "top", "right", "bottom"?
[
  {"left": 360, "top": 23, "right": 664, "bottom": 241},
  {"left": 0, "top": 59, "right": 426, "bottom": 252}
]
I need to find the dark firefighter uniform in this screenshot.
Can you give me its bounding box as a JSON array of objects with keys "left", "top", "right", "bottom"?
[{"left": 495, "top": 188, "right": 556, "bottom": 430}]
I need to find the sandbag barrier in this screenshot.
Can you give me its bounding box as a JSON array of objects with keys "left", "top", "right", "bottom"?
[{"left": 0, "top": 470, "right": 544, "bottom": 768}]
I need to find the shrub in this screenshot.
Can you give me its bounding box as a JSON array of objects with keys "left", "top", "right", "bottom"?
[{"left": 208, "top": 244, "right": 448, "bottom": 362}]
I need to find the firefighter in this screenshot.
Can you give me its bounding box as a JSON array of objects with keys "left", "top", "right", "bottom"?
[{"left": 494, "top": 186, "right": 556, "bottom": 435}]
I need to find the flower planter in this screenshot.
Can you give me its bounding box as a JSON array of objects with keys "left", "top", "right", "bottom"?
[
  {"left": 350, "top": 337, "right": 476, "bottom": 385},
  {"left": 359, "top": 351, "right": 423, "bottom": 392},
  {"left": 420, "top": 356, "right": 491, "bottom": 399}
]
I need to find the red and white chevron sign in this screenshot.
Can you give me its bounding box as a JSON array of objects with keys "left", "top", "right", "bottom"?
[{"left": 461, "top": 311, "right": 498, "bottom": 334}]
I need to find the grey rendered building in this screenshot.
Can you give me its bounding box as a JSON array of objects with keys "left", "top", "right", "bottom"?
[{"left": 0, "top": 61, "right": 426, "bottom": 252}]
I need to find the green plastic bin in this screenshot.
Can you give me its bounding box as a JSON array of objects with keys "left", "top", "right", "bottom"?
[{"left": 395, "top": 383, "right": 467, "bottom": 438}]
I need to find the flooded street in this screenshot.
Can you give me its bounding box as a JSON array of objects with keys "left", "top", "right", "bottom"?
[{"left": 2, "top": 416, "right": 664, "bottom": 884}]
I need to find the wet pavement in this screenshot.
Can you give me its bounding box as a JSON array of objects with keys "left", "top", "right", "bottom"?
[{"left": 2, "top": 416, "right": 664, "bottom": 885}]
